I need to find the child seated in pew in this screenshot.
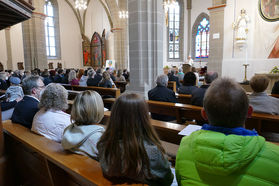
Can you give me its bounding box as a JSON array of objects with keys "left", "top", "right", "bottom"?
[
  {"left": 62, "top": 90, "right": 105, "bottom": 158},
  {"left": 97, "top": 93, "right": 173, "bottom": 185},
  {"left": 32, "top": 83, "right": 71, "bottom": 142}
]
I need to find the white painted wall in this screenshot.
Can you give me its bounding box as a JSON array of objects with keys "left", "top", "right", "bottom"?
[
  {"left": 0, "top": 23, "right": 24, "bottom": 70},
  {"left": 222, "top": 0, "right": 279, "bottom": 82},
  {"left": 191, "top": 0, "right": 211, "bottom": 29},
  {"left": 10, "top": 23, "right": 25, "bottom": 70},
  {"left": 0, "top": 30, "right": 7, "bottom": 69}
]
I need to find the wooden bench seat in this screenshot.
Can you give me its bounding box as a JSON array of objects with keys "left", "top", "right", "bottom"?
[
  {"left": 62, "top": 84, "right": 121, "bottom": 98},
  {"left": 2, "top": 121, "right": 145, "bottom": 186},
  {"left": 167, "top": 81, "right": 176, "bottom": 92}
]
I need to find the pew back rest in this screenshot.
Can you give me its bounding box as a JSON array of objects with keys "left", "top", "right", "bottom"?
[
  {"left": 176, "top": 94, "right": 192, "bottom": 104},
  {"left": 2, "top": 121, "right": 144, "bottom": 185},
  {"left": 71, "top": 85, "right": 120, "bottom": 98},
  {"left": 167, "top": 81, "right": 176, "bottom": 92}
]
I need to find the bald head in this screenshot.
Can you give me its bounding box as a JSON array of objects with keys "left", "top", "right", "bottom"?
[{"left": 204, "top": 78, "right": 248, "bottom": 128}]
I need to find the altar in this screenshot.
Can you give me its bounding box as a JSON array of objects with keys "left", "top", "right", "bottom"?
[{"left": 255, "top": 73, "right": 279, "bottom": 94}]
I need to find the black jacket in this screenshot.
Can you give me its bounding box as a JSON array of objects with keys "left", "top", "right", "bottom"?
[
  {"left": 148, "top": 86, "right": 177, "bottom": 121},
  {"left": 11, "top": 96, "right": 39, "bottom": 129},
  {"left": 87, "top": 74, "right": 102, "bottom": 86},
  {"left": 191, "top": 85, "right": 210, "bottom": 106},
  {"left": 272, "top": 81, "right": 279, "bottom": 94}
]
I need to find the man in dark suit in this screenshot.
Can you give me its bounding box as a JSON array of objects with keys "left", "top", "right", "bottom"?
[
  {"left": 87, "top": 68, "right": 103, "bottom": 86},
  {"left": 148, "top": 74, "right": 177, "bottom": 121},
  {"left": 191, "top": 72, "right": 218, "bottom": 106},
  {"left": 168, "top": 69, "right": 180, "bottom": 89},
  {"left": 11, "top": 76, "right": 45, "bottom": 129}
]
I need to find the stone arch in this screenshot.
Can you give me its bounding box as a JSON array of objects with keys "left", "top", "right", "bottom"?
[{"left": 191, "top": 12, "right": 210, "bottom": 61}]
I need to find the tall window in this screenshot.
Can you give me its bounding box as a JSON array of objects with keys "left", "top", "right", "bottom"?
[
  {"left": 44, "top": 0, "right": 56, "bottom": 57},
  {"left": 168, "top": 2, "right": 180, "bottom": 60},
  {"left": 195, "top": 18, "right": 209, "bottom": 58}
]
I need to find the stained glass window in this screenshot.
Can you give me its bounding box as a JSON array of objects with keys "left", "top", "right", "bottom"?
[
  {"left": 45, "top": 0, "right": 56, "bottom": 57},
  {"left": 168, "top": 2, "right": 180, "bottom": 60},
  {"left": 195, "top": 18, "right": 210, "bottom": 58}
]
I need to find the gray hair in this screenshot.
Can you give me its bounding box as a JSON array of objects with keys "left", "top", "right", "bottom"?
[
  {"left": 68, "top": 70, "right": 76, "bottom": 82},
  {"left": 205, "top": 72, "right": 218, "bottom": 84},
  {"left": 39, "top": 83, "right": 68, "bottom": 111},
  {"left": 156, "top": 74, "right": 168, "bottom": 87},
  {"left": 22, "top": 76, "right": 43, "bottom": 95},
  {"left": 87, "top": 69, "right": 96, "bottom": 78}
]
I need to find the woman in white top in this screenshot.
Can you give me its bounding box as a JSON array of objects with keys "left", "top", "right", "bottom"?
[{"left": 31, "top": 83, "right": 71, "bottom": 142}]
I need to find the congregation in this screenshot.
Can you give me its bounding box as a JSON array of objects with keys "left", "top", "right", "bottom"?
[{"left": 0, "top": 66, "right": 279, "bottom": 185}]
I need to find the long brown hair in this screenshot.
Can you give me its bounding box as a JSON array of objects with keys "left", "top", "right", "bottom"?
[{"left": 97, "top": 93, "right": 165, "bottom": 183}]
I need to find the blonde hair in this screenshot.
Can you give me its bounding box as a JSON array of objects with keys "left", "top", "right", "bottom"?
[
  {"left": 71, "top": 90, "right": 104, "bottom": 125},
  {"left": 68, "top": 70, "right": 77, "bottom": 82}
]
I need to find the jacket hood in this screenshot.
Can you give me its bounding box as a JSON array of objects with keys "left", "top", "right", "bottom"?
[
  {"left": 62, "top": 123, "right": 105, "bottom": 149},
  {"left": 191, "top": 130, "right": 265, "bottom": 176}
]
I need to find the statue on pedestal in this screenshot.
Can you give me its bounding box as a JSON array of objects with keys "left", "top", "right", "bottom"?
[{"left": 233, "top": 9, "right": 250, "bottom": 48}]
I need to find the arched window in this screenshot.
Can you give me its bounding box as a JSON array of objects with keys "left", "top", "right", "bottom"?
[
  {"left": 167, "top": 1, "right": 183, "bottom": 61},
  {"left": 44, "top": 0, "right": 60, "bottom": 59},
  {"left": 192, "top": 13, "right": 210, "bottom": 61},
  {"left": 195, "top": 18, "right": 209, "bottom": 58}
]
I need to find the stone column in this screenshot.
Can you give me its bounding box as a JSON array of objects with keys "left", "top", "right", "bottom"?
[
  {"left": 22, "top": 0, "right": 48, "bottom": 71},
  {"left": 207, "top": 1, "right": 226, "bottom": 75},
  {"left": 128, "top": 0, "right": 164, "bottom": 97},
  {"left": 186, "top": 0, "right": 191, "bottom": 56},
  {"left": 5, "top": 28, "right": 13, "bottom": 70}
]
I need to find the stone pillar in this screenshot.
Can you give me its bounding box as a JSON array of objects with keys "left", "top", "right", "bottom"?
[
  {"left": 22, "top": 0, "right": 48, "bottom": 71},
  {"left": 207, "top": 2, "right": 226, "bottom": 75},
  {"left": 128, "top": 0, "right": 164, "bottom": 97},
  {"left": 186, "top": 0, "right": 191, "bottom": 56},
  {"left": 5, "top": 28, "right": 13, "bottom": 70}
]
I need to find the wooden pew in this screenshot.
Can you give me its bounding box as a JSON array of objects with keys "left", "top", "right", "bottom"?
[
  {"left": 62, "top": 84, "right": 121, "bottom": 98},
  {"left": 167, "top": 81, "right": 176, "bottom": 92},
  {"left": 176, "top": 94, "right": 192, "bottom": 104},
  {"left": 2, "top": 121, "right": 144, "bottom": 186}
]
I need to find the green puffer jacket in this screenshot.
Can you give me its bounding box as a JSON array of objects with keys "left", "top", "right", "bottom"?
[{"left": 175, "top": 130, "right": 279, "bottom": 185}]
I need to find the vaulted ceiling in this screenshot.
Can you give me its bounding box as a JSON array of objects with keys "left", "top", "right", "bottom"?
[{"left": 0, "top": 0, "right": 34, "bottom": 30}]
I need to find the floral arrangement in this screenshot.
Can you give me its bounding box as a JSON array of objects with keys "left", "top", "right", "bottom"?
[{"left": 270, "top": 66, "right": 279, "bottom": 74}]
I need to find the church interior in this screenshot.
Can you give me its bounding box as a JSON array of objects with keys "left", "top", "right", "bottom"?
[{"left": 0, "top": 0, "right": 279, "bottom": 185}]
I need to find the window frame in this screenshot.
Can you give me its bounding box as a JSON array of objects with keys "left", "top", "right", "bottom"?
[
  {"left": 167, "top": 0, "right": 184, "bottom": 62},
  {"left": 192, "top": 13, "right": 210, "bottom": 62},
  {"left": 44, "top": 0, "right": 61, "bottom": 60}
]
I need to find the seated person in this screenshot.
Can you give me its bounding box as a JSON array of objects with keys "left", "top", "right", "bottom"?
[
  {"left": 11, "top": 76, "right": 45, "bottom": 129},
  {"left": 5, "top": 76, "right": 24, "bottom": 102},
  {"left": 86, "top": 69, "right": 98, "bottom": 86},
  {"left": 191, "top": 72, "right": 218, "bottom": 106},
  {"left": 79, "top": 70, "right": 88, "bottom": 86},
  {"left": 53, "top": 68, "right": 63, "bottom": 83},
  {"left": 168, "top": 69, "right": 180, "bottom": 89},
  {"left": 41, "top": 70, "right": 52, "bottom": 85},
  {"left": 31, "top": 83, "right": 70, "bottom": 142},
  {"left": 249, "top": 75, "right": 279, "bottom": 115},
  {"left": 115, "top": 69, "right": 126, "bottom": 82},
  {"left": 176, "top": 78, "right": 279, "bottom": 185},
  {"left": 271, "top": 80, "right": 279, "bottom": 94},
  {"left": 68, "top": 70, "right": 79, "bottom": 85},
  {"left": 1, "top": 98, "right": 22, "bottom": 121},
  {"left": 148, "top": 74, "right": 176, "bottom": 121},
  {"left": 0, "top": 72, "right": 9, "bottom": 90},
  {"left": 62, "top": 91, "right": 105, "bottom": 158},
  {"left": 178, "top": 72, "right": 198, "bottom": 94},
  {"left": 98, "top": 71, "right": 113, "bottom": 88},
  {"left": 97, "top": 93, "right": 173, "bottom": 185}
]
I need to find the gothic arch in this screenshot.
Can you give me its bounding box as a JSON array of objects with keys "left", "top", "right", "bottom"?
[{"left": 191, "top": 12, "right": 210, "bottom": 61}]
